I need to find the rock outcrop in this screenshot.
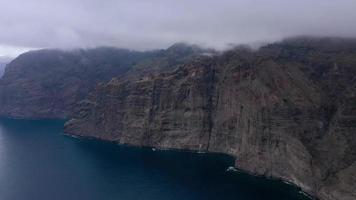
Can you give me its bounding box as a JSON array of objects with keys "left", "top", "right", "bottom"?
[{"left": 65, "top": 37, "right": 356, "bottom": 200}]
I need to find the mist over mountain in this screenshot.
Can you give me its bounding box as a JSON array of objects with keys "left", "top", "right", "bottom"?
[
  {"left": 0, "top": 1, "right": 355, "bottom": 200},
  {"left": 0, "top": 43, "right": 211, "bottom": 118},
  {"left": 0, "top": 56, "right": 12, "bottom": 77},
  {"left": 0, "top": 0, "right": 356, "bottom": 57}
]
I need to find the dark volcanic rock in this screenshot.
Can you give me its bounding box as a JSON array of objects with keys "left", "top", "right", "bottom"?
[
  {"left": 0, "top": 44, "right": 208, "bottom": 119},
  {"left": 65, "top": 37, "right": 356, "bottom": 200},
  {"left": 65, "top": 59, "right": 215, "bottom": 149}
]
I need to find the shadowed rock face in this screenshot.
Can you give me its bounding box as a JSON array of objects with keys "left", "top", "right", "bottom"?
[
  {"left": 0, "top": 44, "right": 208, "bottom": 119},
  {"left": 65, "top": 38, "right": 356, "bottom": 200}
]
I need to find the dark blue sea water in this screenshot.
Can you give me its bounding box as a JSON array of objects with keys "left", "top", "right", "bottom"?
[{"left": 0, "top": 118, "right": 310, "bottom": 200}]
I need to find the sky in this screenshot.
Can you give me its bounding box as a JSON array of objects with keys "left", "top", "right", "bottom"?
[{"left": 0, "top": 0, "right": 355, "bottom": 57}]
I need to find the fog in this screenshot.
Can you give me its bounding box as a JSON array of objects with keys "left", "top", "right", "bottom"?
[{"left": 0, "top": 0, "right": 356, "bottom": 57}]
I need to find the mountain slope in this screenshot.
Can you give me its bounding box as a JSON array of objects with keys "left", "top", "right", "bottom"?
[{"left": 65, "top": 37, "right": 356, "bottom": 200}]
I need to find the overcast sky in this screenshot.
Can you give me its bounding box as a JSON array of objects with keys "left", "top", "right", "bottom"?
[{"left": 0, "top": 0, "right": 355, "bottom": 57}]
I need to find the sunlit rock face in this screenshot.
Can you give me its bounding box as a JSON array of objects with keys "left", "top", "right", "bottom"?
[{"left": 65, "top": 37, "right": 356, "bottom": 200}]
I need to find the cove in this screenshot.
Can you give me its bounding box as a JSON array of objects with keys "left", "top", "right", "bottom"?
[{"left": 0, "top": 118, "right": 310, "bottom": 200}]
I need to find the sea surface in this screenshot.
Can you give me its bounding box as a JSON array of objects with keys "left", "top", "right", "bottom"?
[{"left": 0, "top": 118, "right": 310, "bottom": 200}]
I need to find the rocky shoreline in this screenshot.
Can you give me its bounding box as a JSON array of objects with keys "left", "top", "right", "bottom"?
[{"left": 64, "top": 131, "right": 316, "bottom": 200}]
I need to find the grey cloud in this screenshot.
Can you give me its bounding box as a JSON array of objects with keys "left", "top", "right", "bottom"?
[{"left": 0, "top": 0, "right": 356, "bottom": 53}]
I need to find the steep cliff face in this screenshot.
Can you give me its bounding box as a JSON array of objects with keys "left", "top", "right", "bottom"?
[
  {"left": 65, "top": 38, "right": 356, "bottom": 200},
  {"left": 0, "top": 44, "right": 207, "bottom": 119},
  {"left": 65, "top": 59, "right": 215, "bottom": 149}
]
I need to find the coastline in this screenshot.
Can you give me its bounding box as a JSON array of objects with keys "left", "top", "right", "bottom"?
[{"left": 64, "top": 131, "right": 316, "bottom": 200}]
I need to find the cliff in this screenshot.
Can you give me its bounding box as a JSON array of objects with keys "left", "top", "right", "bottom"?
[
  {"left": 65, "top": 37, "right": 356, "bottom": 200},
  {"left": 0, "top": 44, "right": 208, "bottom": 119}
]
